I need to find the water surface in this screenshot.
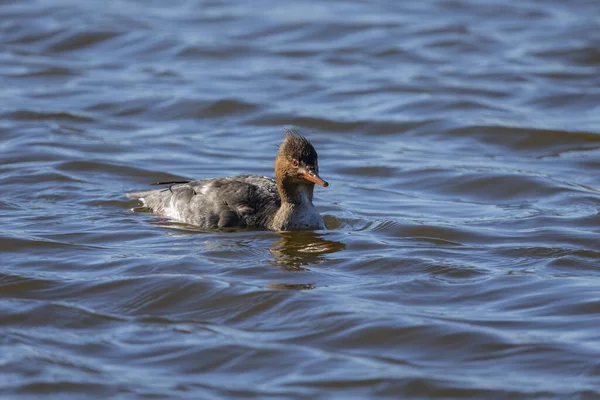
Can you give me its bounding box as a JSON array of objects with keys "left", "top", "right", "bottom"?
[{"left": 2, "top": 0, "right": 600, "bottom": 398}]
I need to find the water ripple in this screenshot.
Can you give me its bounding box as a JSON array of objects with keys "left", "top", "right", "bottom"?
[{"left": 2, "top": 0, "right": 600, "bottom": 398}]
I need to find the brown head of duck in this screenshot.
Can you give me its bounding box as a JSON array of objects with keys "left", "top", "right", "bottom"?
[{"left": 274, "top": 130, "right": 328, "bottom": 205}]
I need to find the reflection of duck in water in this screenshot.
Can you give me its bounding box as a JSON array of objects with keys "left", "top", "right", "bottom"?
[
  {"left": 269, "top": 231, "right": 345, "bottom": 271},
  {"left": 127, "top": 130, "right": 328, "bottom": 231}
]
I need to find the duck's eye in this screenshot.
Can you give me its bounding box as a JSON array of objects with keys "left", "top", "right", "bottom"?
[{"left": 292, "top": 159, "right": 299, "bottom": 167}]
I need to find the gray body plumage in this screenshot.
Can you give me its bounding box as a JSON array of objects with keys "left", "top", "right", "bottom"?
[{"left": 126, "top": 174, "right": 325, "bottom": 230}]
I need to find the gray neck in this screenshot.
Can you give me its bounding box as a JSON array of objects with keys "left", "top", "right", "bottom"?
[{"left": 277, "top": 179, "right": 314, "bottom": 206}]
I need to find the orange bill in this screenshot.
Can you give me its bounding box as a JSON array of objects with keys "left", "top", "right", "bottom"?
[{"left": 301, "top": 169, "right": 329, "bottom": 187}]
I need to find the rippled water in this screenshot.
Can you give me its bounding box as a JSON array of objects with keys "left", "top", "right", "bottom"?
[{"left": 2, "top": 0, "right": 600, "bottom": 398}]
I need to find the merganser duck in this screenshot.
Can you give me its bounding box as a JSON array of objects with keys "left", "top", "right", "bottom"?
[{"left": 126, "top": 130, "right": 328, "bottom": 231}]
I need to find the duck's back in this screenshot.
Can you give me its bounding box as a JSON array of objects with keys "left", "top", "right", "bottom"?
[{"left": 127, "top": 175, "right": 281, "bottom": 229}]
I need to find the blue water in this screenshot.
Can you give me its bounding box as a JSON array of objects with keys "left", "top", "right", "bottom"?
[{"left": 1, "top": 0, "right": 600, "bottom": 398}]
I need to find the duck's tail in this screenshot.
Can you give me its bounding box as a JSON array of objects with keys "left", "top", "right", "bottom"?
[
  {"left": 126, "top": 190, "right": 153, "bottom": 201},
  {"left": 126, "top": 180, "right": 191, "bottom": 202}
]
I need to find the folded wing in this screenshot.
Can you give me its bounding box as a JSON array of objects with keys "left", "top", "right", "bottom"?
[{"left": 127, "top": 175, "right": 280, "bottom": 228}]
